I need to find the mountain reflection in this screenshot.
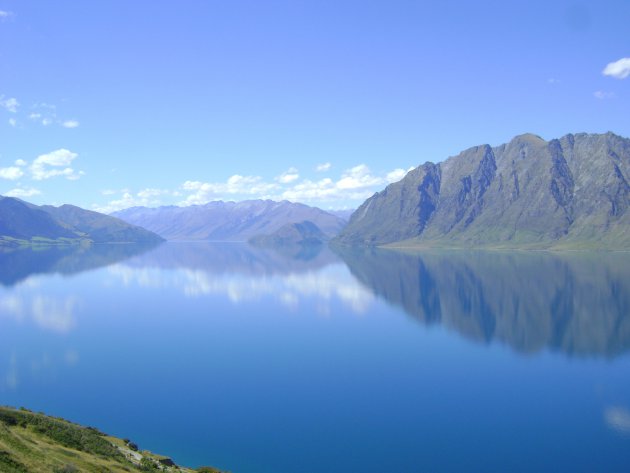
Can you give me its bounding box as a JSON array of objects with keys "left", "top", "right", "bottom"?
[
  {"left": 0, "top": 242, "right": 162, "bottom": 287},
  {"left": 335, "top": 247, "right": 630, "bottom": 358}
]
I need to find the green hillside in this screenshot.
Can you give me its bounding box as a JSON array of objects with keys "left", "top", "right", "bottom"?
[{"left": 0, "top": 407, "right": 226, "bottom": 473}]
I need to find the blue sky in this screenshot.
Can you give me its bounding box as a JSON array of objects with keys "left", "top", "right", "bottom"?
[{"left": 0, "top": 0, "right": 629, "bottom": 212}]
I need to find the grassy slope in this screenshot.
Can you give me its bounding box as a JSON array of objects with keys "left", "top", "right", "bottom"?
[{"left": 0, "top": 407, "right": 226, "bottom": 473}]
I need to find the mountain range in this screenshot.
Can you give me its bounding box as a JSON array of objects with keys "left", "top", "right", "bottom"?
[
  {"left": 112, "top": 200, "right": 346, "bottom": 241},
  {"left": 0, "top": 197, "right": 164, "bottom": 246},
  {"left": 336, "top": 132, "right": 630, "bottom": 249}
]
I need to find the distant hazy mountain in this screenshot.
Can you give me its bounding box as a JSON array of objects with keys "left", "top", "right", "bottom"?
[
  {"left": 327, "top": 209, "right": 355, "bottom": 221},
  {"left": 112, "top": 200, "right": 347, "bottom": 241},
  {"left": 249, "top": 220, "right": 328, "bottom": 247},
  {"left": 336, "top": 132, "right": 630, "bottom": 248},
  {"left": 0, "top": 197, "right": 164, "bottom": 246}
]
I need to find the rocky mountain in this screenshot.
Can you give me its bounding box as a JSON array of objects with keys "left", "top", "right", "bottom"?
[
  {"left": 336, "top": 132, "right": 630, "bottom": 248},
  {"left": 0, "top": 197, "right": 164, "bottom": 246},
  {"left": 112, "top": 200, "right": 346, "bottom": 241},
  {"left": 249, "top": 220, "right": 329, "bottom": 247}
]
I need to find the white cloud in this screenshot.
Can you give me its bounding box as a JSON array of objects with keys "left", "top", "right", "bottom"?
[
  {"left": 41, "top": 117, "right": 53, "bottom": 126},
  {"left": 5, "top": 187, "right": 41, "bottom": 198},
  {"left": 93, "top": 188, "right": 172, "bottom": 213},
  {"left": 276, "top": 167, "right": 299, "bottom": 184},
  {"left": 0, "top": 96, "right": 19, "bottom": 113},
  {"left": 281, "top": 164, "right": 386, "bottom": 203},
  {"left": 96, "top": 163, "right": 416, "bottom": 211},
  {"left": 316, "top": 162, "right": 332, "bottom": 172},
  {"left": 594, "top": 90, "right": 615, "bottom": 100},
  {"left": 547, "top": 78, "right": 561, "bottom": 84},
  {"left": 62, "top": 119, "right": 79, "bottom": 128},
  {"left": 0, "top": 10, "right": 13, "bottom": 19},
  {"left": 0, "top": 166, "right": 24, "bottom": 180},
  {"left": 28, "top": 112, "right": 42, "bottom": 120},
  {"left": 137, "top": 188, "right": 169, "bottom": 199},
  {"left": 181, "top": 175, "right": 279, "bottom": 205},
  {"left": 603, "top": 57, "right": 630, "bottom": 79},
  {"left": 14, "top": 159, "right": 27, "bottom": 167},
  {"left": 8, "top": 118, "right": 17, "bottom": 127},
  {"left": 336, "top": 164, "right": 383, "bottom": 190},
  {"left": 30, "top": 148, "right": 83, "bottom": 181},
  {"left": 386, "top": 167, "right": 414, "bottom": 183}
]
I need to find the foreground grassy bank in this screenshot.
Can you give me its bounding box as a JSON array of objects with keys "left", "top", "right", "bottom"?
[{"left": 0, "top": 406, "right": 226, "bottom": 473}]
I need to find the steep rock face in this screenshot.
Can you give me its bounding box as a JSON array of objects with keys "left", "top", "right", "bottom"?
[
  {"left": 339, "top": 163, "right": 441, "bottom": 245},
  {"left": 113, "top": 200, "right": 346, "bottom": 241},
  {"left": 336, "top": 132, "right": 630, "bottom": 248}
]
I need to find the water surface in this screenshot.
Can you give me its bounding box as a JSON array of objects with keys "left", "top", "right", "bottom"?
[{"left": 1, "top": 242, "right": 629, "bottom": 472}]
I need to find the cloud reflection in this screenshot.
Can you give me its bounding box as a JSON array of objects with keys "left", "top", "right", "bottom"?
[
  {"left": 0, "top": 293, "right": 78, "bottom": 334},
  {"left": 605, "top": 406, "right": 630, "bottom": 434},
  {"left": 108, "top": 263, "right": 374, "bottom": 316}
]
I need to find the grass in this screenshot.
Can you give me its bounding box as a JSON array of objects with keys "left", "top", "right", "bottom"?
[{"left": 0, "top": 407, "right": 228, "bottom": 473}]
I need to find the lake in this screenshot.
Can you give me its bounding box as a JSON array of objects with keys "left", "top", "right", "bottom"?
[{"left": 1, "top": 242, "right": 629, "bottom": 472}]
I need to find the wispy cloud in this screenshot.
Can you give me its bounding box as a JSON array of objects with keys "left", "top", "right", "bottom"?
[
  {"left": 2, "top": 99, "right": 80, "bottom": 128},
  {"left": 182, "top": 175, "right": 279, "bottom": 205},
  {"left": 279, "top": 164, "right": 409, "bottom": 204},
  {"left": 276, "top": 167, "right": 299, "bottom": 184},
  {"left": 0, "top": 167, "right": 24, "bottom": 180},
  {"left": 61, "top": 119, "right": 79, "bottom": 129},
  {"left": 0, "top": 96, "right": 19, "bottom": 113},
  {"left": 547, "top": 78, "right": 561, "bottom": 85},
  {"left": 4, "top": 187, "right": 41, "bottom": 198},
  {"left": 594, "top": 90, "right": 615, "bottom": 100},
  {"left": 93, "top": 188, "right": 173, "bottom": 213},
  {"left": 316, "top": 162, "right": 332, "bottom": 172},
  {"left": 603, "top": 57, "right": 630, "bottom": 79},
  {"left": 30, "top": 148, "right": 84, "bottom": 181},
  {"left": 0, "top": 10, "right": 13, "bottom": 20}
]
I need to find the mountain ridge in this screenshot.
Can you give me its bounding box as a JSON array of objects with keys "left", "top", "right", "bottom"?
[
  {"left": 112, "top": 199, "right": 347, "bottom": 241},
  {"left": 0, "top": 197, "right": 164, "bottom": 246},
  {"left": 335, "top": 132, "right": 630, "bottom": 249}
]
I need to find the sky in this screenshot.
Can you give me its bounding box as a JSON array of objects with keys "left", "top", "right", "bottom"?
[{"left": 0, "top": 0, "right": 629, "bottom": 212}]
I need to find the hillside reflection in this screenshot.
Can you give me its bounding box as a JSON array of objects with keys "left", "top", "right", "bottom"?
[
  {"left": 335, "top": 248, "right": 630, "bottom": 358},
  {"left": 0, "top": 243, "right": 161, "bottom": 287}
]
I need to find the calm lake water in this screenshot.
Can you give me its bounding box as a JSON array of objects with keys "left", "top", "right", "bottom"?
[{"left": 1, "top": 242, "right": 630, "bottom": 472}]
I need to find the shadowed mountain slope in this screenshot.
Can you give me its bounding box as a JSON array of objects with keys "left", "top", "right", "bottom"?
[{"left": 0, "top": 197, "right": 164, "bottom": 246}]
